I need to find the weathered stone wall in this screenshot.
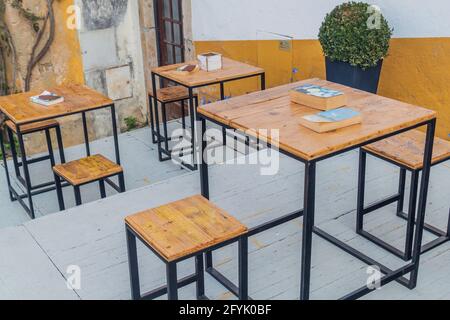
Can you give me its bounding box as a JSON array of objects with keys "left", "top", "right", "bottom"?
[
  {"left": 3, "top": 0, "right": 85, "bottom": 154},
  {"left": 76, "top": 0, "right": 147, "bottom": 143},
  {"left": 4, "top": 0, "right": 84, "bottom": 91},
  {"left": 2, "top": 0, "right": 195, "bottom": 154}
]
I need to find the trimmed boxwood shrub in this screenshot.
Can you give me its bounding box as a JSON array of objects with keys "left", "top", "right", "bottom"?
[{"left": 319, "top": 1, "right": 393, "bottom": 69}]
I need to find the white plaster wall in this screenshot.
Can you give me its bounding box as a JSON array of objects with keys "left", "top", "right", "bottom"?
[
  {"left": 192, "top": 0, "right": 450, "bottom": 40},
  {"left": 74, "top": 0, "right": 148, "bottom": 139},
  {"left": 115, "top": 0, "right": 147, "bottom": 114}
]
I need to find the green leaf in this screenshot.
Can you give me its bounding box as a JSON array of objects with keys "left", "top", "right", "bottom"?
[{"left": 318, "top": 1, "right": 393, "bottom": 69}]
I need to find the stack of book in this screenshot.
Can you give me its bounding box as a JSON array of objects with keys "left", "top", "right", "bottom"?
[
  {"left": 198, "top": 52, "right": 222, "bottom": 72},
  {"left": 30, "top": 91, "right": 64, "bottom": 107},
  {"left": 290, "top": 84, "right": 361, "bottom": 133}
]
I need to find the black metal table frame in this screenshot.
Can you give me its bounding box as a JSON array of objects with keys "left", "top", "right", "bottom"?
[
  {"left": 151, "top": 71, "right": 266, "bottom": 171},
  {"left": 125, "top": 224, "right": 249, "bottom": 300},
  {"left": 357, "top": 148, "right": 450, "bottom": 261},
  {"left": 197, "top": 111, "right": 436, "bottom": 300},
  {"left": 0, "top": 103, "right": 122, "bottom": 219}
]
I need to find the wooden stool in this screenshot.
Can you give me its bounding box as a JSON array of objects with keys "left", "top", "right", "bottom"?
[
  {"left": 357, "top": 130, "right": 450, "bottom": 261},
  {"left": 125, "top": 195, "right": 249, "bottom": 300},
  {"left": 53, "top": 154, "right": 125, "bottom": 210},
  {"left": 1, "top": 120, "right": 65, "bottom": 209},
  {"left": 149, "top": 86, "right": 198, "bottom": 164}
]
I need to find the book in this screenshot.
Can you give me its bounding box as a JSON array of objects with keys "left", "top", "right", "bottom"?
[
  {"left": 197, "top": 52, "right": 223, "bottom": 72},
  {"left": 30, "top": 91, "right": 64, "bottom": 106},
  {"left": 171, "top": 64, "right": 200, "bottom": 76},
  {"left": 290, "top": 84, "right": 347, "bottom": 110},
  {"left": 299, "top": 107, "right": 362, "bottom": 133}
]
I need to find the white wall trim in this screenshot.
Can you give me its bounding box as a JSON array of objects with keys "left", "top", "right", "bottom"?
[{"left": 192, "top": 0, "right": 450, "bottom": 41}]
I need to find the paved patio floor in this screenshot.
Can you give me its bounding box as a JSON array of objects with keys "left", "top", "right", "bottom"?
[{"left": 0, "top": 124, "right": 449, "bottom": 300}]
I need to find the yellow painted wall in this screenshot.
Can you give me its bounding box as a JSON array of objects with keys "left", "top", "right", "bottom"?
[
  {"left": 4, "top": 0, "right": 85, "bottom": 154},
  {"left": 50, "top": 0, "right": 85, "bottom": 87},
  {"left": 4, "top": 0, "right": 84, "bottom": 91},
  {"left": 33, "top": 0, "right": 84, "bottom": 89},
  {"left": 195, "top": 38, "right": 450, "bottom": 140}
]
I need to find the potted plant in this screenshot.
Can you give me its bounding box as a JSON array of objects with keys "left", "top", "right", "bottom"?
[{"left": 318, "top": 2, "right": 393, "bottom": 93}]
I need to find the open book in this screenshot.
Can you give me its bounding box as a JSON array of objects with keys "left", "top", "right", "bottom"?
[
  {"left": 172, "top": 64, "right": 200, "bottom": 76},
  {"left": 299, "top": 107, "right": 362, "bottom": 133},
  {"left": 30, "top": 91, "right": 64, "bottom": 106}
]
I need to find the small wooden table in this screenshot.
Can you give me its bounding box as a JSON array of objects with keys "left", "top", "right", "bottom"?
[
  {"left": 196, "top": 78, "right": 437, "bottom": 300},
  {"left": 0, "top": 84, "right": 121, "bottom": 218},
  {"left": 151, "top": 57, "right": 265, "bottom": 170}
]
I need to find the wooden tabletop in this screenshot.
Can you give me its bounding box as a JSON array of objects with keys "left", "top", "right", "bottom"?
[
  {"left": 151, "top": 57, "right": 264, "bottom": 87},
  {"left": 0, "top": 84, "right": 113, "bottom": 125},
  {"left": 198, "top": 78, "right": 437, "bottom": 161},
  {"left": 125, "top": 195, "right": 248, "bottom": 262}
]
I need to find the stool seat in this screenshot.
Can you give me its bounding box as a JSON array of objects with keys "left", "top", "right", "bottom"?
[
  {"left": 149, "top": 86, "right": 196, "bottom": 103},
  {"left": 125, "top": 195, "right": 247, "bottom": 262},
  {"left": 363, "top": 130, "right": 450, "bottom": 170},
  {"left": 53, "top": 154, "right": 123, "bottom": 186},
  {"left": 5, "top": 119, "right": 60, "bottom": 134}
]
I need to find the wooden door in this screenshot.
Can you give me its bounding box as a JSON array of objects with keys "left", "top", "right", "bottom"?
[{"left": 155, "top": 0, "right": 185, "bottom": 66}]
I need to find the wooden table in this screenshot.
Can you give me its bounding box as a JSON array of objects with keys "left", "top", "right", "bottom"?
[
  {"left": 151, "top": 57, "right": 265, "bottom": 170},
  {"left": 196, "top": 78, "right": 437, "bottom": 300},
  {"left": 0, "top": 84, "right": 121, "bottom": 218}
]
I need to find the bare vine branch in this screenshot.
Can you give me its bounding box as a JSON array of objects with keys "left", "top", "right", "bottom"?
[
  {"left": 0, "top": 0, "right": 57, "bottom": 92},
  {"left": 24, "top": 0, "right": 55, "bottom": 91},
  {"left": 3, "top": 23, "right": 17, "bottom": 93},
  {"left": 9, "top": 0, "right": 45, "bottom": 32},
  {"left": 0, "top": 0, "right": 17, "bottom": 94}
]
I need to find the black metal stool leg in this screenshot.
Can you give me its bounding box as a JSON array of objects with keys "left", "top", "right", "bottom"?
[
  {"left": 74, "top": 186, "right": 82, "bottom": 206},
  {"left": 238, "top": 236, "right": 249, "bottom": 300},
  {"left": 220, "top": 82, "right": 227, "bottom": 146},
  {"left": 55, "top": 125, "right": 66, "bottom": 163},
  {"left": 356, "top": 149, "right": 367, "bottom": 233},
  {"left": 82, "top": 112, "right": 91, "bottom": 156},
  {"left": 181, "top": 100, "right": 186, "bottom": 130},
  {"left": 404, "top": 170, "right": 419, "bottom": 260},
  {"left": 195, "top": 254, "right": 205, "bottom": 299},
  {"left": 409, "top": 119, "right": 436, "bottom": 289},
  {"left": 154, "top": 99, "right": 164, "bottom": 162},
  {"left": 149, "top": 95, "right": 157, "bottom": 144},
  {"left": 446, "top": 208, "right": 450, "bottom": 237},
  {"left": 188, "top": 89, "right": 197, "bottom": 170},
  {"left": 126, "top": 227, "right": 141, "bottom": 300},
  {"left": 118, "top": 172, "right": 126, "bottom": 193},
  {"left": 99, "top": 179, "right": 106, "bottom": 199},
  {"left": 205, "top": 251, "right": 213, "bottom": 270},
  {"left": 397, "top": 168, "right": 407, "bottom": 215},
  {"left": 44, "top": 129, "right": 56, "bottom": 168},
  {"left": 0, "top": 131, "right": 14, "bottom": 201},
  {"left": 161, "top": 102, "right": 170, "bottom": 154},
  {"left": 166, "top": 262, "right": 178, "bottom": 300},
  {"left": 7, "top": 127, "right": 20, "bottom": 178},
  {"left": 54, "top": 174, "right": 65, "bottom": 211},
  {"left": 17, "top": 130, "right": 35, "bottom": 219}
]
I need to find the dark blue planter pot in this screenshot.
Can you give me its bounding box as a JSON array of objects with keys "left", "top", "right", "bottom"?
[{"left": 325, "top": 57, "right": 383, "bottom": 94}]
